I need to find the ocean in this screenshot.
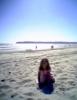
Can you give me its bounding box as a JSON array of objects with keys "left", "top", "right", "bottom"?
[{"left": 0, "top": 43, "right": 77, "bottom": 52}]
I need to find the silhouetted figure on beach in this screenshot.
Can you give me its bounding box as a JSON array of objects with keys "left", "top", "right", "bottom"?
[
  {"left": 37, "top": 58, "right": 55, "bottom": 94},
  {"left": 51, "top": 45, "right": 54, "bottom": 49},
  {"left": 35, "top": 45, "right": 37, "bottom": 50}
]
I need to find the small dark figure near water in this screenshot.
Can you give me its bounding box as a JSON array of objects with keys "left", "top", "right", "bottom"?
[
  {"left": 35, "top": 45, "right": 37, "bottom": 50},
  {"left": 51, "top": 45, "right": 54, "bottom": 49},
  {"left": 38, "top": 58, "right": 55, "bottom": 94}
]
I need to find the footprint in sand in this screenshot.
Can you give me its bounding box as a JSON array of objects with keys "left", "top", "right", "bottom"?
[
  {"left": 10, "top": 93, "right": 18, "bottom": 98},
  {"left": 18, "top": 79, "right": 32, "bottom": 85},
  {"left": 56, "top": 69, "right": 62, "bottom": 74},
  {"left": 9, "top": 72, "right": 11, "bottom": 74},
  {"left": 0, "top": 92, "right": 6, "bottom": 97},
  {"left": 26, "top": 98, "right": 34, "bottom": 100},
  {"left": 1, "top": 79, "right": 6, "bottom": 82},
  {"left": 9, "top": 79, "right": 16, "bottom": 82},
  {"left": 58, "top": 77, "right": 68, "bottom": 81},
  {"left": 68, "top": 80, "right": 76, "bottom": 86},
  {"left": 24, "top": 92, "right": 35, "bottom": 96},
  {"left": 0, "top": 85, "right": 10, "bottom": 89}
]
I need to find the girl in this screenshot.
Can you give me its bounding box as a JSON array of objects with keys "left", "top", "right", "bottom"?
[{"left": 38, "top": 58, "right": 55, "bottom": 93}]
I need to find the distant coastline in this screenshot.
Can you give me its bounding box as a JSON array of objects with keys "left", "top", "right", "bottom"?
[
  {"left": 0, "top": 41, "right": 77, "bottom": 53},
  {"left": 16, "top": 41, "right": 77, "bottom": 44}
]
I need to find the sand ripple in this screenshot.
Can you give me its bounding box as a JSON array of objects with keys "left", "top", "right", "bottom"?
[{"left": 0, "top": 48, "right": 77, "bottom": 100}]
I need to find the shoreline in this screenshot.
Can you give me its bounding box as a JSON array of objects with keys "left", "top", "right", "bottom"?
[{"left": 0, "top": 47, "right": 77, "bottom": 54}]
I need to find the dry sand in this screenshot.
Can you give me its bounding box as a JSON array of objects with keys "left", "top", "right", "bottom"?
[{"left": 0, "top": 48, "right": 77, "bottom": 100}]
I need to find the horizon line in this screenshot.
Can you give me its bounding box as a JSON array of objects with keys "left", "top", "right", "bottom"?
[{"left": 16, "top": 41, "right": 77, "bottom": 44}]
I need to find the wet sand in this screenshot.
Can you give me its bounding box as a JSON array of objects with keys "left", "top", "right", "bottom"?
[{"left": 0, "top": 48, "right": 77, "bottom": 100}]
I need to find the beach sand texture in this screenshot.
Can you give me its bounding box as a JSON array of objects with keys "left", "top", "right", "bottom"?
[{"left": 0, "top": 48, "right": 77, "bottom": 100}]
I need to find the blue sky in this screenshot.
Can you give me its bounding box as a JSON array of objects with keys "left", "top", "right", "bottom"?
[{"left": 0, "top": 0, "right": 77, "bottom": 43}]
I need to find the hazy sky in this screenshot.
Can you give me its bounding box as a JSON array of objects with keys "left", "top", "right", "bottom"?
[{"left": 0, "top": 0, "right": 77, "bottom": 43}]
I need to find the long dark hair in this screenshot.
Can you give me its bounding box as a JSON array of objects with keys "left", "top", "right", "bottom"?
[{"left": 39, "top": 58, "right": 51, "bottom": 71}]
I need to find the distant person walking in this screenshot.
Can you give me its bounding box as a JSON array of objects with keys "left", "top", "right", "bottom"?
[
  {"left": 51, "top": 45, "right": 54, "bottom": 49},
  {"left": 35, "top": 45, "right": 37, "bottom": 50}
]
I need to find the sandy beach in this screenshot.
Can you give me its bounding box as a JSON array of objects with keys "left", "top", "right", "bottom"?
[{"left": 0, "top": 48, "right": 77, "bottom": 100}]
